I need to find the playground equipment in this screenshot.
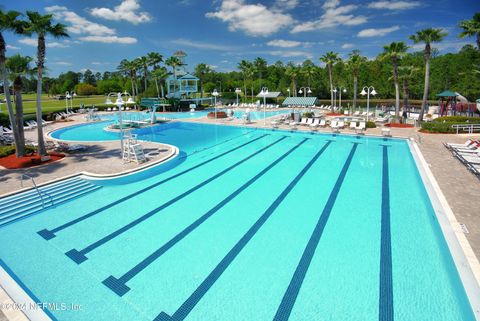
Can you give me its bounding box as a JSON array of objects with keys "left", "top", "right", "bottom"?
[{"left": 438, "top": 90, "right": 478, "bottom": 117}]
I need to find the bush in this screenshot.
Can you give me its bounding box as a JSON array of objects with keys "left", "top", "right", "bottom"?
[
  {"left": 421, "top": 122, "right": 458, "bottom": 133},
  {"left": 0, "top": 145, "right": 36, "bottom": 157},
  {"left": 0, "top": 113, "right": 10, "bottom": 127},
  {"left": 302, "top": 112, "right": 314, "bottom": 118},
  {"left": 75, "top": 83, "right": 97, "bottom": 96},
  {"left": 434, "top": 116, "right": 480, "bottom": 123},
  {"left": 207, "top": 111, "right": 227, "bottom": 119},
  {"left": 366, "top": 121, "right": 376, "bottom": 128}
]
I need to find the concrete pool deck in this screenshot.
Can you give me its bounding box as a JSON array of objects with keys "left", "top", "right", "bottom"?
[{"left": 1, "top": 111, "right": 480, "bottom": 320}]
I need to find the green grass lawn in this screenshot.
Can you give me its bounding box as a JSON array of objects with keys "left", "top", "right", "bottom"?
[{"left": 1, "top": 95, "right": 107, "bottom": 116}]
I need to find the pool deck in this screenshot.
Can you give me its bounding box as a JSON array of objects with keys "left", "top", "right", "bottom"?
[{"left": 1, "top": 111, "right": 480, "bottom": 320}]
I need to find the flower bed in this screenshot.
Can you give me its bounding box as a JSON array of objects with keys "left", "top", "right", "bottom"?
[
  {"left": 326, "top": 113, "right": 343, "bottom": 116},
  {"left": 385, "top": 123, "right": 414, "bottom": 128},
  {"left": 207, "top": 111, "right": 228, "bottom": 119},
  {"left": 0, "top": 152, "right": 65, "bottom": 169}
]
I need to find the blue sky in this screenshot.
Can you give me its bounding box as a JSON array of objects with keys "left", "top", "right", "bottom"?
[{"left": 2, "top": 0, "right": 479, "bottom": 76}]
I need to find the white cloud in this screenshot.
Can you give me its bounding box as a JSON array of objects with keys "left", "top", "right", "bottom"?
[
  {"left": 291, "top": 0, "right": 367, "bottom": 33},
  {"left": 267, "top": 39, "right": 302, "bottom": 48},
  {"left": 269, "top": 50, "right": 313, "bottom": 59},
  {"left": 79, "top": 36, "right": 137, "bottom": 44},
  {"left": 357, "top": 25, "right": 400, "bottom": 37},
  {"left": 6, "top": 45, "right": 20, "bottom": 50},
  {"left": 368, "top": 1, "right": 421, "bottom": 10},
  {"left": 206, "top": 0, "right": 294, "bottom": 37},
  {"left": 341, "top": 43, "right": 354, "bottom": 49},
  {"left": 18, "top": 38, "right": 69, "bottom": 48},
  {"left": 90, "top": 0, "right": 152, "bottom": 25},
  {"left": 273, "top": 0, "right": 299, "bottom": 11},
  {"left": 171, "top": 38, "right": 233, "bottom": 51},
  {"left": 410, "top": 40, "right": 470, "bottom": 52},
  {"left": 52, "top": 61, "right": 73, "bottom": 66},
  {"left": 46, "top": 5, "right": 115, "bottom": 36}
]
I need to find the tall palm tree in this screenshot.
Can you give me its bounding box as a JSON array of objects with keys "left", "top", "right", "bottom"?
[
  {"left": 285, "top": 62, "right": 299, "bottom": 96},
  {"left": 320, "top": 52, "right": 341, "bottom": 107},
  {"left": 117, "top": 59, "right": 136, "bottom": 99},
  {"left": 381, "top": 42, "right": 408, "bottom": 120},
  {"left": 165, "top": 56, "right": 181, "bottom": 96},
  {"left": 398, "top": 65, "right": 420, "bottom": 113},
  {"left": 147, "top": 52, "right": 163, "bottom": 98},
  {"left": 301, "top": 60, "right": 316, "bottom": 88},
  {"left": 24, "top": 11, "right": 69, "bottom": 158},
  {"left": 0, "top": 10, "right": 23, "bottom": 157},
  {"left": 346, "top": 50, "right": 367, "bottom": 110},
  {"left": 410, "top": 28, "right": 447, "bottom": 121},
  {"left": 135, "top": 56, "right": 149, "bottom": 94},
  {"left": 194, "top": 63, "right": 212, "bottom": 97},
  {"left": 6, "top": 54, "right": 34, "bottom": 157},
  {"left": 238, "top": 60, "right": 252, "bottom": 99},
  {"left": 152, "top": 66, "right": 168, "bottom": 100},
  {"left": 459, "top": 12, "right": 480, "bottom": 49},
  {"left": 253, "top": 57, "right": 267, "bottom": 90}
]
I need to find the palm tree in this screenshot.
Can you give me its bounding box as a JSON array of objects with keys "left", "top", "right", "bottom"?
[
  {"left": 152, "top": 67, "right": 168, "bottom": 100},
  {"left": 165, "top": 56, "right": 182, "bottom": 96},
  {"left": 398, "top": 65, "right": 420, "bottom": 113},
  {"left": 0, "top": 9, "right": 23, "bottom": 157},
  {"left": 6, "top": 54, "right": 34, "bottom": 157},
  {"left": 459, "top": 12, "right": 480, "bottom": 49},
  {"left": 301, "top": 60, "right": 316, "bottom": 88},
  {"left": 320, "top": 52, "right": 341, "bottom": 107},
  {"left": 147, "top": 52, "right": 163, "bottom": 98},
  {"left": 346, "top": 50, "right": 367, "bottom": 110},
  {"left": 118, "top": 59, "right": 136, "bottom": 99},
  {"left": 410, "top": 28, "right": 447, "bottom": 121},
  {"left": 194, "top": 63, "right": 212, "bottom": 97},
  {"left": 238, "top": 60, "right": 252, "bottom": 99},
  {"left": 24, "top": 11, "right": 69, "bottom": 158},
  {"left": 381, "top": 42, "right": 408, "bottom": 120},
  {"left": 285, "top": 62, "right": 299, "bottom": 96},
  {"left": 253, "top": 57, "right": 267, "bottom": 90},
  {"left": 136, "top": 56, "right": 149, "bottom": 93}
]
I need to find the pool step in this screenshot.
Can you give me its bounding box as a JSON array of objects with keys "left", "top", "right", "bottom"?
[{"left": 0, "top": 177, "right": 102, "bottom": 227}]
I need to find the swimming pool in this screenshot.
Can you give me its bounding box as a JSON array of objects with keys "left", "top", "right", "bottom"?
[{"left": 0, "top": 123, "right": 477, "bottom": 321}]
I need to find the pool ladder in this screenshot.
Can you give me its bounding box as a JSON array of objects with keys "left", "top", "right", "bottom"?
[{"left": 20, "top": 174, "right": 54, "bottom": 208}]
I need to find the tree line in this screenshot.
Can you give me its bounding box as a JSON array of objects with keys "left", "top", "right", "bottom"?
[{"left": 1, "top": 9, "right": 479, "bottom": 159}]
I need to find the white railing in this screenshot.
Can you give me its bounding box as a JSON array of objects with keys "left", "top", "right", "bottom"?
[{"left": 451, "top": 124, "right": 480, "bottom": 134}]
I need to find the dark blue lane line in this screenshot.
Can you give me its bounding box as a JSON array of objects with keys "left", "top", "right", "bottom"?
[
  {"left": 379, "top": 145, "right": 393, "bottom": 321},
  {"left": 65, "top": 136, "right": 287, "bottom": 264},
  {"left": 154, "top": 141, "right": 333, "bottom": 321},
  {"left": 273, "top": 143, "right": 359, "bottom": 321},
  {"left": 37, "top": 134, "right": 269, "bottom": 240},
  {"left": 103, "top": 138, "right": 310, "bottom": 296}
]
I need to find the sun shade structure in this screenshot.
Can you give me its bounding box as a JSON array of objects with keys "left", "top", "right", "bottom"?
[
  {"left": 282, "top": 97, "right": 318, "bottom": 106},
  {"left": 255, "top": 91, "right": 281, "bottom": 98}
]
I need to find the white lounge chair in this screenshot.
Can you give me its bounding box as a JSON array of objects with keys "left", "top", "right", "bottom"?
[
  {"left": 337, "top": 121, "right": 345, "bottom": 129},
  {"left": 349, "top": 121, "right": 357, "bottom": 130},
  {"left": 309, "top": 118, "right": 321, "bottom": 129},
  {"left": 330, "top": 120, "right": 339, "bottom": 132},
  {"left": 356, "top": 121, "right": 366, "bottom": 134}
]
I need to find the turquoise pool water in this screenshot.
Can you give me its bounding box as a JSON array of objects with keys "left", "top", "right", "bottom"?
[{"left": 0, "top": 123, "right": 476, "bottom": 321}]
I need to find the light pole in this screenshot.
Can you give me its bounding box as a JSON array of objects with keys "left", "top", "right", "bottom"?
[
  {"left": 235, "top": 88, "right": 241, "bottom": 106},
  {"left": 298, "top": 87, "right": 312, "bottom": 98},
  {"left": 287, "top": 88, "right": 290, "bottom": 97},
  {"left": 106, "top": 91, "right": 134, "bottom": 159},
  {"left": 337, "top": 87, "right": 347, "bottom": 109},
  {"left": 72, "top": 92, "right": 76, "bottom": 111},
  {"left": 360, "top": 86, "right": 377, "bottom": 122},
  {"left": 332, "top": 88, "right": 337, "bottom": 109},
  {"left": 212, "top": 89, "right": 219, "bottom": 120},
  {"left": 260, "top": 87, "right": 268, "bottom": 125}
]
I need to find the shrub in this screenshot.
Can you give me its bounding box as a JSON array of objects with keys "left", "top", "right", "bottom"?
[
  {"left": 434, "top": 116, "right": 480, "bottom": 123},
  {"left": 0, "top": 145, "right": 35, "bottom": 157},
  {"left": 75, "top": 83, "right": 97, "bottom": 96},
  {"left": 0, "top": 113, "right": 9, "bottom": 127},
  {"left": 421, "top": 122, "right": 458, "bottom": 133},
  {"left": 302, "top": 112, "right": 314, "bottom": 118},
  {"left": 366, "top": 121, "right": 376, "bottom": 128}
]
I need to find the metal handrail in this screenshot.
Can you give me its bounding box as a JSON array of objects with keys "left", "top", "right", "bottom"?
[
  {"left": 19, "top": 174, "right": 53, "bottom": 208},
  {"left": 451, "top": 124, "right": 480, "bottom": 134}
]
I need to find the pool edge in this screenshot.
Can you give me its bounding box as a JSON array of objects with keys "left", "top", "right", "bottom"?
[{"left": 408, "top": 139, "right": 480, "bottom": 320}]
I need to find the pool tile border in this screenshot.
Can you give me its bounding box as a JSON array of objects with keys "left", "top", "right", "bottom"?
[{"left": 408, "top": 139, "right": 480, "bottom": 319}]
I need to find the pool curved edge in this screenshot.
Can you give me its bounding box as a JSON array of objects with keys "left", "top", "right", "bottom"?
[{"left": 408, "top": 139, "right": 480, "bottom": 319}]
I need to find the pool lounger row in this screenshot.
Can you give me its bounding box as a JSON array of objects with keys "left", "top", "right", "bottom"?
[{"left": 444, "top": 139, "right": 480, "bottom": 177}]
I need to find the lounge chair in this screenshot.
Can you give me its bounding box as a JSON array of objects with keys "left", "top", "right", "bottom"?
[
  {"left": 337, "top": 121, "right": 345, "bottom": 129},
  {"left": 353, "top": 111, "right": 360, "bottom": 116},
  {"left": 55, "top": 141, "right": 87, "bottom": 153},
  {"left": 309, "top": 118, "right": 321, "bottom": 128},
  {"left": 300, "top": 118, "right": 308, "bottom": 126},
  {"left": 349, "top": 121, "right": 357, "bottom": 130},
  {"left": 444, "top": 140, "right": 477, "bottom": 150},
  {"left": 330, "top": 120, "right": 339, "bottom": 132},
  {"left": 355, "top": 121, "right": 366, "bottom": 134}
]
